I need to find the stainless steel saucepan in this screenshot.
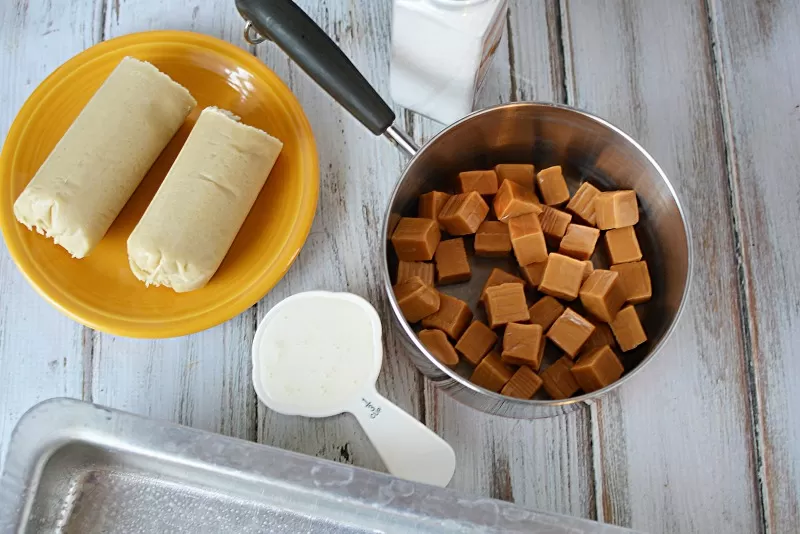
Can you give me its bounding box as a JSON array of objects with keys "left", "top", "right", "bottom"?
[{"left": 236, "top": 0, "right": 692, "bottom": 419}]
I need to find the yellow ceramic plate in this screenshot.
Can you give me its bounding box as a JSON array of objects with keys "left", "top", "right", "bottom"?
[{"left": 0, "top": 31, "right": 319, "bottom": 338}]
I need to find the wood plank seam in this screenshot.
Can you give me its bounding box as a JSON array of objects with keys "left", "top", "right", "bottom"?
[
  {"left": 558, "top": 0, "right": 576, "bottom": 106},
  {"left": 703, "top": 0, "right": 771, "bottom": 532}
]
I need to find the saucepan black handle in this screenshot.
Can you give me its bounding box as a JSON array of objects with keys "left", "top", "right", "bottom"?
[{"left": 236, "top": 0, "right": 396, "bottom": 135}]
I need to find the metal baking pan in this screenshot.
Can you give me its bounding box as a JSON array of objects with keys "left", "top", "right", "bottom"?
[{"left": 0, "top": 399, "right": 635, "bottom": 533}]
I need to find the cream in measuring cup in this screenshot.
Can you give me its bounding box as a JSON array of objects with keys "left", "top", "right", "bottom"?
[{"left": 252, "top": 291, "right": 456, "bottom": 487}]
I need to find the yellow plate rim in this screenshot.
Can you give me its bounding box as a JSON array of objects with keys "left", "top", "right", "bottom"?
[{"left": 0, "top": 31, "right": 319, "bottom": 338}]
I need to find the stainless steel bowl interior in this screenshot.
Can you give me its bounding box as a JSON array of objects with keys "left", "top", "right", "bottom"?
[{"left": 382, "top": 103, "right": 691, "bottom": 419}]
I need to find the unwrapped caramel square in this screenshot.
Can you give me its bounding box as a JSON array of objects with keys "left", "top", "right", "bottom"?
[
  {"left": 391, "top": 218, "right": 441, "bottom": 261},
  {"left": 470, "top": 351, "right": 514, "bottom": 392},
  {"left": 397, "top": 261, "right": 435, "bottom": 287},
  {"left": 609, "top": 305, "right": 647, "bottom": 351},
  {"left": 581, "top": 319, "right": 617, "bottom": 355},
  {"left": 595, "top": 190, "right": 639, "bottom": 230},
  {"left": 520, "top": 260, "right": 547, "bottom": 288},
  {"left": 495, "top": 163, "right": 535, "bottom": 190},
  {"left": 481, "top": 268, "right": 525, "bottom": 301},
  {"left": 559, "top": 224, "right": 600, "bottom": 261},
  {"left": 421, "top": 293, "right": 473, "bottom": 339},
  {"left": 566, "top": 182, "right": 601, "bottom": 226},
  {"left": 579, "top": 270, "right": 626, "bottom": 322},
  {"left": 610, "top": 261, "right": 652, "bottom": 304},
  {"left": 571, "top": 345, "right": 623, "bottom": 392},
  {"left": 509, "top": 212, "right": 548, "bottom": 265},
  {"left": 435, "top": 238, "right": 471, "bottom": 285},
  {"left": 538, "top": 253, "right": 585, "bottom": 301},
  {"left": 394, "top": 276, "right": 441, "bottom": 323},
  {"left": 502, "top": 323, "right": 545, "bottom": 369},
  {"left": 458, "top": 170, "right": 498, "bottom": 195},
  {"left": 582, "top": 260, "right": 594, "bottom": 282},
  {"left": 605, "top": 226, "right": 642, "bottom": 264},
  {"left": 455, "top": 321, "right": 498, "bottom": 365},
  {"left": 418, "top": 329, "right": 459, "bottom": 367},
  {"left": 536, "top": 165, "right": 570, "bottom": 206},
  {"left": 438, "top": 191, "right": 489, "bottom": 235},
  {"left": 484, "top": 282, "right": 529, "bottom": 328},
  {"left": 418, "top": 191, "right": 451, "bottom": 229},
  {"left": 474, "top": 221, "right": 511, "bottom": 257},
  {"left": 539, "top": 205, "right": 572, "bottom": 240},
  {"left": 493, "top": 180, "right": 542, "bottom": 221},
  {"left": 501, "top": 366, "right": 544, "bottom": 399},
  {"left": 541, "top": 357, "right": 580, "bottom": 399},
  {"left": 528, "top": 295, "right": 565, "bottom": 330},
  {"left": 547, "top": 307, "right": 595, "bottom": 358}
]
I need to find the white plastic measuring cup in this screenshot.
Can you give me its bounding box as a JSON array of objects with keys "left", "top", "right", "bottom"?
[{"left": 251, "top": 291, "right": 456, "bottom": 487}]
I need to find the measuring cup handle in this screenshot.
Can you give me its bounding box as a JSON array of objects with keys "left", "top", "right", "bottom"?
[
  {"left": 235, "top": 0, "right": 395, "bottom": 136},
  {"left": 348, "top": 389, "right": 456, "bottom": 488}
]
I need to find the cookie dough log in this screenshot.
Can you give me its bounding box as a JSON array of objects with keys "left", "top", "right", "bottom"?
[
  {"left": 127, "top": 107, "right": 284, "bottom": 293},
  {"left": 13, "top": 57, "right": 197, "bottom": 258}
]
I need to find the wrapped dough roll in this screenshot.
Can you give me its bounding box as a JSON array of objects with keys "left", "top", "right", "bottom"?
[
  {"left": 127, "top": 107, "right": 284, "bottom": 292},
  {"left": 13, "top": 57, "right": 196, "bottom": 258}
]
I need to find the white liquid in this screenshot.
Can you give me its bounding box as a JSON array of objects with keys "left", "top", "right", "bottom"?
[{"left": 255, "top": 294, "right": 379, "bottom": 412}]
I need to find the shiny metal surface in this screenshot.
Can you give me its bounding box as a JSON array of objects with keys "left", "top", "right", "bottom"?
[
  {"left": 0, "top": 399, "right": 637, "bottom": 533},
  {"left": 384, "top": 125, "right": 419, "bottom": 157},
  {"left": 382, "top": 103, "right": 692, "bottom": 419},
  {"left": 243, "top": 20, "right": 267, "bottom": 45}
]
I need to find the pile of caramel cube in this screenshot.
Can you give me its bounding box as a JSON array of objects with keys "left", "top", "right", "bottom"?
[{"left": 391, "top": 164, "right": 651, "bottom": 400}]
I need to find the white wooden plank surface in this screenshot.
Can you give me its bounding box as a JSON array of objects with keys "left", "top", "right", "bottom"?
[
  {"left": 562, "top": 0, "right": 762, "bottom": 532},
  {"left": 88, "top": 0, "right": 257, "bottom": 441},
  {"left": 0, "top": 0, "right": 100, "bottom": 470},
  {"left": 708, "top": 1, "right": 800, "bottom": 531}
]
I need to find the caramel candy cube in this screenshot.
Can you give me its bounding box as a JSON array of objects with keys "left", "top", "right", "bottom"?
[
  {"left": 501, "top": 366, "right": 544, "bottom": 399},
  {"left": 538, "top": 253, "right": 585, "bottom": 301},
  {"left": 458, "top": 170, "right": 498, "bottom": 195},
  {"left": 470, "top": 351, "right": 514, "bottom": 392},
  {"left": 391, "top": 218, "right": 441, "bottom": 261},
  {"left": 572, "top": 345, "right": 623, "bottom": 392},
  {"left": 418, "top": 191, "right": 451, "bottom": 229},
  {"left": 566, "top": 182, "right": 601, "bottom": 226},
  {"left": 579, "top": 270, "right": 626, "bottom": 322},
  {"left": 421, "top": 293, "right": 473, "bottom": 339},
  {"left": 536, "top": 165, "right": 570, "bottom": 206},
  {"left": 455, "top": 321, "right": 498, "bottom": 365},
  {"left": 520, "top": 260, "right": 547, "bottom": 288},
  {"left": 502, "top": 323, "right": 545, "bottom": 369},
  {"left": 394, "top": 276, "right": 441, "bottom": 323},
  {"left": 582, "top": 260, "right": 594, "bottom": 282},
  {"left": 481, "top": 268, "right": 525, "bottom": 301},
  {"left": 397, "top": 261, "right": 434, "bottom": 287},
  {"left": 435, "top": 238, "right": 471, "bottom": 285},
  {"left": 528, "top": 295, "right": 565, "bottom": 330},
  {"left": 484, "top": 282, "right": 529, "bottom": 328},
  {"left": 495, "top": 163, "right": 535, "bottom": 190},
  {"left": 610, "top": 305, "right": 647, "bottom": 351},
  {"left": 438, "top": 191, "right": 489, "bottom": 235},
  {"left": 541, "top": 357, "right": 580, "bottom": 399},
  {"left": 474, "top": 221, "right": 511, "bottom": 257},
  {"left": 547, "top": 308, "right": 596, "bottom": 358},
  {"left": 559, "top": 224, "right": 600, "bottom": 261},
  {"left": 605, "top": 226, "right": 642, "bottom": 265},
  {"left": 418, "top": 329, "right": 459, "bottom": 367},
  {"left": 509, "top": 212, "right": 548, "bottom": 265},
  {"left": 539, "top": 205, "right": 572, "bottom": 239},
  {"left": 582, "top": 319, "right": 617, "bottom": 355},
  {"left": 595, "top": 190, "right": 639, "bottom": 230},
  {"left": 493, "top": 180, "right": 542, "bottom": 221},
  {"left": 610, "top": 261, "right": 652, "bottom": 304}
]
